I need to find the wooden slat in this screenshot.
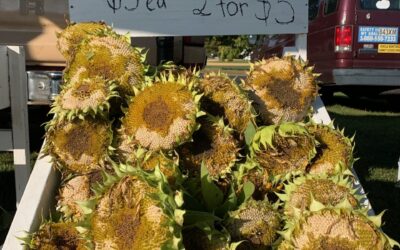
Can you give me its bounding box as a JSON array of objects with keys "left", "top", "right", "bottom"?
[
  {"left": 0, "top": 46, "right": 10, "bottom": 109},
  {"left": 295, "top": 33, "right": 307, "bottom": 61},
  {"left": 0, "top": 130, "right": 13, "bottom": 151},
  {"left": 8, "top": 46, "right": 31, "bottom": 205},
  {"left": 3, "top": 147, "right": 58, "bottom": 250}
]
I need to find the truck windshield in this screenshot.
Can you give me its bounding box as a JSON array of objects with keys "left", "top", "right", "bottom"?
[{"left": 360, "top": 0, "right": 400, "bottom": 10}]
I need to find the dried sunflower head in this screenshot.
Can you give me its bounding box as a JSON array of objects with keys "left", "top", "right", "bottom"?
[
  {"left": 225, "top": 199, "right": 281, "bottom": 248},
  {"left": 84, "top": 165, "right": 184, "bottom": 250},
  {"left": 140, "top": 151, "right": 181, "bottom": 186},
  {"left": 244, "top": 123, "right": 317, "bottom": 192},
  {"left": 57, "top": 21, "right": 115, "bottom": 61},
  {"left": 115, "top": 138, "right": 181, "bottom": 185},
  {"left": 277, "top": 174, "right": 359, "bottom": 218},
  {"left": 120, "top": 73, "right": 203, "bottom": 151},
  {"left": 64, "top": 35, "right": 145, "bottom": 99},
  {"left": 245, "top": 56, "right": 318, "bottom": 125},
  {"left": 57, "top": 171, "right": 103, "bottom": 221},
  {"left": 199, "top": 72, "right": 255, "bottom": 134},
  {"left": 306, "top": 123, "right": 354, "bottom": 175},
  {"left": 51, "top": 77, "right": 119, "bottom": 121},
  {"left": 44, "top": 118, "right": 113, "bottom": 174},
  {"left": 156, "top": 62, "right": 201, "bottom": 84},
  {"left": 27, "top": 221, "right": 89, "bottom": 250},
  {"left": 179, "top": 115, "right": 240, "bottom": 180},
  {"left": 280, "top": 208, "right": 399, "bottom": 250}
]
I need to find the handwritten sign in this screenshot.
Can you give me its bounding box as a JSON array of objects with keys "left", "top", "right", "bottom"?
[{"left": 69, "top": 0, "right": 307, "bottom": 37}]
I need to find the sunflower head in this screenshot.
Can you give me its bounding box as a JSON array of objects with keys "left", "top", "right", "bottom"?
[
  {"left": 57, "top": 22, "right": 115, "bottom": 61},
  {"left": 245, "top": 57, "right": 318, "bottom": 124},
  {"left": 86, "top": 165, "right": 184, "bottom": 250},
  {"left": 51, "top": 77, "right": 119, "bottom": 121},
  {"left": 155, "top": 62, "right": 201, "bottom": 86},
  {"left": 27, "top": 221, "right": 89, "bottom": 250},
  {"left": 249, "top": 122, "right": 317, "bottom": 182},
  {"left": 179, "top": 115, "right": 240, "bottom": 180},
  {"left": 115, "top": 138, "right": 182, "bottom": 186},
  {"left": 44, "top": 118, "right": 113, "bottom": 174},
  {"left": 120, "top": 73, "right": 203, "bottom": 151},
  {"left": 64, "top": 35, "right": 145, "bottom": 99},
  {"left": 276, "top": 174, "right": 359, "bottom": 219},
  {"left": 141, "top": 151, "right": 181, "bottom": 186},
  {"left": 306, "top": 123, "right": 354, "bottom": 175},
  {"left": 57, "top": 171, "right": 103, "bottom": 220},
  {"left": 225, "top": 199, "right": 281, "bottom": 248},
  {"left": 199, "top": 72, "right": 255, "bottom": 134},
  {"left": 280, "top": 208, "right": 399, "bottom": 250}
]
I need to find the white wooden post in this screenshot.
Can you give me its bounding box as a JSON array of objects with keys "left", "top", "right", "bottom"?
[
  {"left": 7, "top": 46, "right": 31, "bottom": 206},
  {"left": 295, "top": 33, "right": 307, "bottom": 60},
  {"left": 0, "top": 46, "right": 13, "bottom": 152},
  {"left": 283, "top": 33, "right": 308, "bottom": 61},
  {"left": 0, "top": 46, "right": 10, "bottom": 110},
  {"left": 3, "top": 148, "right": 58, "bottom": 249}
]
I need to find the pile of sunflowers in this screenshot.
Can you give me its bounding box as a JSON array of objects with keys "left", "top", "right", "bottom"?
[{"left": 23, "top": 22, "right": 399, "bottom": 250}]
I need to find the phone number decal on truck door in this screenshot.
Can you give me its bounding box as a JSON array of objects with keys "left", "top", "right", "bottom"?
[{"left": 358, "top": 26, "right": 398, "bottom": 43}]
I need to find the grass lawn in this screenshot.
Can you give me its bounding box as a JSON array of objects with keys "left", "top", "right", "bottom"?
[
  {"left": 323, "top": 93, "right": 400, "bottom": 242},
  {"left": 0, "top": 152, "right": 17, "bottom": 244},
  {"left": 203, "top": 59, "right": 250, "bottom": 77}
]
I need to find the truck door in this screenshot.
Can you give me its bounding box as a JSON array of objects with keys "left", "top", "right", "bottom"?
[{"left": 355, "top": 0, "right": 400, "bottom": 69}]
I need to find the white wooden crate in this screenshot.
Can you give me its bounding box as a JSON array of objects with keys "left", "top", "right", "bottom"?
[{"left": 2, "top": 97, "right": 372, "bottom": 250}]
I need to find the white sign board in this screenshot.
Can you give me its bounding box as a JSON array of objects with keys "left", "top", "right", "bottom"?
[{"left": 69, "top": 0, "right": 308, "bottom": 37}]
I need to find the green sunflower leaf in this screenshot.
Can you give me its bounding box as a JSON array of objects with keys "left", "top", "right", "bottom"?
[
  {"left": 244, "top": 121, "right": 256, "bottom": 147},
  {"left": 183, "top": 210, "right": 221, "bottom": 227},
  {"left": 201, "top": 163, "right": 224, "bottom": 212},
  {"left": 215, "top": 184, "right": 238, "bottom": 217},
  {"left": 238, "top": 181, "right": 255, "bottom": 205}
]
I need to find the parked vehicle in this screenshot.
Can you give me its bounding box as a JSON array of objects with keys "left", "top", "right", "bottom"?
[
  {"left": 0, "top": 0, "right": 206, "bottom": 104},
  {"left": 251, "top": 0, "right": 400, "bottom": 97}
]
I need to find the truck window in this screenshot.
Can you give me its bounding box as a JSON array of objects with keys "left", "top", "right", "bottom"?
[
  {"left": 324, "top": 0, "right": 339, "bottom": 14},
  {"left": 360, "top": 0, "right": 400, "bottom": 10},
  {"left": 309, "top": 0, "right": 320, "bottom": 20}
]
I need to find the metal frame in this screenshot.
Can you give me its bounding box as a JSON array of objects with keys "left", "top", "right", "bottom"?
[{"left": 0, "top": 46, "right": 31, "bottom": 206}]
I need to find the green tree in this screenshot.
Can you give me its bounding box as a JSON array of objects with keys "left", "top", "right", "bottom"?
[{"left": 205, "top": 36, "right": 253, "bottom": 61}]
